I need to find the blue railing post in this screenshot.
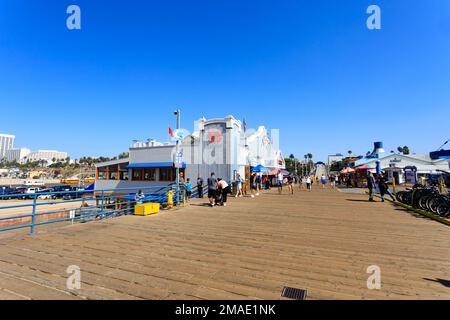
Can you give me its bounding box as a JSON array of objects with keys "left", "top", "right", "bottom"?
[{"left": 29, "top": 194, "right": 37, "bottom": 235}]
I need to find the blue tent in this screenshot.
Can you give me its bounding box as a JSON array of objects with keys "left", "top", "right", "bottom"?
[{"left": 251, "top": 165, "right": 269, "bottom": 172}]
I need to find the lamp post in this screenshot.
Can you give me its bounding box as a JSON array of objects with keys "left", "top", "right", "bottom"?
[{"left": 174, "top": 109, "right": 181, "bottom": 204}]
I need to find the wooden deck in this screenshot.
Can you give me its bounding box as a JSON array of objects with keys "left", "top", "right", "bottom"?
[{"left": 0, "top": 186, "right": 449, "bottom": 300}]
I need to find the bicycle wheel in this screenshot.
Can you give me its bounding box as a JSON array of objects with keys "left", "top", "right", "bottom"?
[
  {"left": 436, "top": 200, "right": 450, "bottom": 217},
  {"left": 418, "top": 196, "right": 430, "bottom": 211},
  {"left": 428, "top": 197, "right": 441, "bottom": 214}
]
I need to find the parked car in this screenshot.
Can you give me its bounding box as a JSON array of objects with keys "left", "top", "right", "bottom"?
[
  {"left": 37, "top": 188, "right": 56, "bottom": 200},
  {"left": 51, "top": 185, "right": 72, "bottom": 198},
  {"left": 0, "top": 186, "right": 14, "bottom": 199},
  {"left": 9, "top": 187, "right": 27, "bottom": 199},
  {"left": 62, "top": 187, "right": 85, "bottom": 200}
]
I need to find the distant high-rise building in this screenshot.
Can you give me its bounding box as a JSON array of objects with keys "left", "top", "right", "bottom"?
[
  {"left": 26, "top": 150, "right": 68, "bottom": 164},
  {"left": 5, "top": 147, "right": 31, "bottom": 163},
  {"left": 0, "top": 134, "right": 15, "bottom": 159}
]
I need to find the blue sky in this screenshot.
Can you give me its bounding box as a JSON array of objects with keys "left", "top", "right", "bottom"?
[{"left": 0, "top": 0, "right": 449, "bottom": 161}]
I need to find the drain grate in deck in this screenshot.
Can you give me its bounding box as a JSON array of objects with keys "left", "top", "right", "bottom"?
[{"left": 281, "top": 286, "right": 307, "bottom": 300}]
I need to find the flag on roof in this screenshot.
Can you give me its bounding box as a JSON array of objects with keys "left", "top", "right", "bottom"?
[{"left": 168, "top": 127, "right": 174, "bottom": 138}]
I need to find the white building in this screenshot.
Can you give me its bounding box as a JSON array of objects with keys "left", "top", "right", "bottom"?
[
  {"left": 4, "top": 147, "right": 31, "bottom": 163},
  {"left": 328, "top": 154, "right": 343, "bottom": 166},
  {"left": 26, "top": 150, "right": 68, "bottom": 164},
  {"left": 355, "top": 153, "right": 450, "bottom": 184},
  {"left": 95, "top": 115, "right": 284, "bottom": 192},
  {"left": 0, "top": 134, "right": 15, "bottom": 159}
]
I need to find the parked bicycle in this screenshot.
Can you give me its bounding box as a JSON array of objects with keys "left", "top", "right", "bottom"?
[{"left": 396, "top": 184, "right": 450, "bottom": 218}]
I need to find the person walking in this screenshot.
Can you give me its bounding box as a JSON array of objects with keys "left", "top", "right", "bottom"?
[
  {"left": 185, "top": 178, "right": 192, "bottom": 202},
  {"left": 235, "top": 173, "right": 243, "bottom": 198},
  {"left": 377, "top": 172, "right": 396, "bottom": 202},
  {"left": 330, "top": 175, "right": 335, "bottom": 189},
  {"left": 207, "top": 172, "right": 218, "bottom": 207},
  {"left": 287, "top": 175, "right": 294, "bottom": 195},
  {"left": 250, "top": 173, "right": 257, "bottom": 198},
  {"left": 306, "top": 176, "right": 312, "bottom": 192},
  {"left": 197, "top": 176, "right": 204, "bottom": 198},
  {"left": 217, "top": 178, "right": 231, "bottom": 206},
  {"left": 256, "top": 173, "right": 261, "bottom": 196},
  {"left": 321, "top": 174, "right": 327, "bottom": 189},
  {"left": 277, "top": 170, "right": 284, "bottom": 194},
  {"left": 367, "top": 172, "right": 375, "bottom": 202}
]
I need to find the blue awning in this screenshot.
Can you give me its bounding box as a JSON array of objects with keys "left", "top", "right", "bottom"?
[
  {"left": 125, "top": 162, "right": 186, "bottom": 169},
  {"left": 251, "top": 164, "right": 269, "bottom": 172}
]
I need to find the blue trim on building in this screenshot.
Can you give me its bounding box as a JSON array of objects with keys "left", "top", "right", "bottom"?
[{"left": 125, "top": 162, "right": 186, "bottom": 169}]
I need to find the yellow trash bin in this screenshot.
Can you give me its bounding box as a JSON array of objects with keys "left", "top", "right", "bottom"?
[{"left": 134, "top": 203, "right": 160, "bottom": 216}]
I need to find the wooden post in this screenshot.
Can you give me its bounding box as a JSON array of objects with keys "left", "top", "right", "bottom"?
[
  {"left": 117, "top": 165, "right": 120, "bottom": 180},
  {"left": 106, "top": 166, "right": 109, "bottom": 180},
  {"left": 392, "top": 177, "right": 396, "bottom": 194}
]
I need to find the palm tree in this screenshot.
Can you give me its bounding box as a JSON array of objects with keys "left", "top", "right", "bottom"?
[
  {"left": 306, "top": 153, "right": 313, "bottom": 174},
  {"left": 397, "top": 146, "right": 410, "bottom": 155},
  {"left": 289, "top": 154, "right": 297, "bottom": 174}
]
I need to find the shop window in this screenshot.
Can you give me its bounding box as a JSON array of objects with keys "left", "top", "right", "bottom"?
[
  {"left": 144, "top": 168, "right": 156, "bottom": 181},
  {"left": 120, "top": 170, "right": 129, "bottom": 180},
  {"left": 132, "top": 169, "right": 143, "bottom": 181},
  {"left": 159, "top": 168, "right": 174, "bottom": 181},
  {"left": 98, "top": 171, "right": 106, "bottom": 180}
]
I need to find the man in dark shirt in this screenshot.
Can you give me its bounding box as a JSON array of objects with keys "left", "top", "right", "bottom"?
[
  {"left": 197, "top": 176, "right": 204, "bottom": 198},
  {"left": 367, "top": 172, "right": 375, "bottom": 202},
  {"left": 207, "top": 172, "right": 218, "bottom": 207}
]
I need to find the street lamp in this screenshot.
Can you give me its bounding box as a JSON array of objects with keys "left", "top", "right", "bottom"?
[{"left": 174, "top": 109, "right": 181, "bottom": 203}]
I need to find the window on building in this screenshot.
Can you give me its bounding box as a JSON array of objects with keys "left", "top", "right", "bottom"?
[
  {"left": 159, "top": 168, "right": 174, "bottom": 181},
  {"left": 144, "top": 168, "right": 156, "bottom": 181},
  {"left": 120, "top": 169, "right": 129, "bottom": 180},
  {"left": 132, "top": 169, "right": 143, "bottom": 181},
  {"left": 108, "top": 165, "right": 118, "bottom": 180},
  {"left": 98, "top": 167, "right": 106, "bottom": 180}
]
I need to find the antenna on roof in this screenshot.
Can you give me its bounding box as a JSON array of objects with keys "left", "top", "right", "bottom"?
[{"left": 437, "top": 139, "right": 449, "bottom": 151}]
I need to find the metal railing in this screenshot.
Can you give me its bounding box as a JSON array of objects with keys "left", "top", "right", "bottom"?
[{"left": 0, "top": 184, "right": 183, "bottom": 235}]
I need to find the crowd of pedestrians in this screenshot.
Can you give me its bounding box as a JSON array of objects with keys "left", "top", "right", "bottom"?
[{"left": 184, "top": 168, "right": 399, "bottom": 208}]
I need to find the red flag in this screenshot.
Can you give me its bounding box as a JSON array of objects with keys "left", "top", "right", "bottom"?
[{"left": 168, "top": 127, "right": 174, "bottom": 138}]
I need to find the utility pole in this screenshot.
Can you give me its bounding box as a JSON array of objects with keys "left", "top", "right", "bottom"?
[{"left": 174, "top": 109, "right": 181, "bottom": 204}]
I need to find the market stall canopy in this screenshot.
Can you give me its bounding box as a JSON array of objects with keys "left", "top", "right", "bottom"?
[
  {"left": 355, "top": 165, "right": 374, "bottom": 170},
  {"left": 316, "top": 162, "right": 326, "bottom": 166},
  {"left": 269, "top": 168, "right": 289, "bottom": 175},
  {"left": 251, "top": 164, "right": 269, "bottom": 172},
  {"left": 344, "top": 156, "right": 364, "bottom": 162},
  {"left": 341, "top": 167, "right": 355, "bottom": 174}
]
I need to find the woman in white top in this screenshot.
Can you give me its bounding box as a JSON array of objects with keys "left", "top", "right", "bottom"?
[{"left": 306, "top": 176, "right": 312, "bottom": 192}]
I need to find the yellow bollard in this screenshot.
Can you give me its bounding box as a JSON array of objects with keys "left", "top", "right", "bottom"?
[
  {"left": 167, "top": 190, "right": 174, "bottom": 209},
  {"left": 392, "top": 177, "right": 396, "bottom": 194}
]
